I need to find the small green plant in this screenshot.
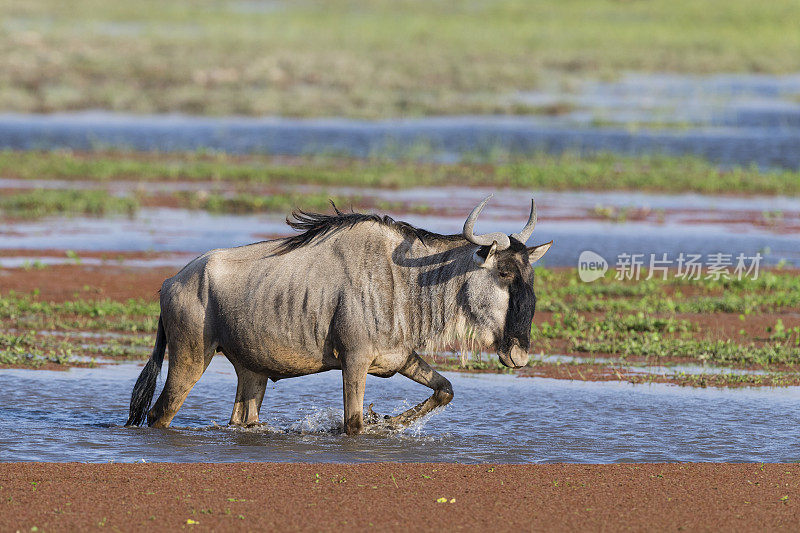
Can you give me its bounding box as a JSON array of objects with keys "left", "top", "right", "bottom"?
[
  {"left": 761, "top": 210, "right": 784, "bottom": 225},
  {"left": 21, "top": 260, "right": 47, "bottom": 271},
  {"left": 65, "top": 250, "right": 81, "bottom": 265}
]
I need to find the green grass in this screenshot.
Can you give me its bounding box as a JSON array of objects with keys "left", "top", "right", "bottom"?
[
  {"left": 7, "top": 148, "right": 800, "bottom": 219},
  {"left": 0, "top": 186, "right": 356, "bottom": 218},
  {"left": 0, "top": 0, "right": 798, "bottom": 117},
  {"left": 176, "top": 191, "right": 351, "bottom": 214},
  {"left": 0, "top": 291, "right": 159, "bottom": 332},
  {"left": 570, "top": 335, "right": 800, "bottom": 367},
  {"left": 531, "top": 268, "right": 800, "bottom": 369},
  {"left": 0, "top": 189, "right": 138, "bottom": 218},
  {"left": 619, "top": 369, "right": 800, "bottom": 388},
  {"left": 0, "top": 330, "right": 150, "bottom": 367},
  {"left": 3, "top": 150, "right": 800, "bottom": 196},
  {"left": 3, "top": 266, "right": 799, "bottom": 371},
  {"left": 536, "top": 268, "right": 800, "bottom": 314},
  {"left": 0, "top": 332, "right": 73, "bottom": 367},
  {"left": 534, "top": 308, "right": 800, "bottom": 368}
]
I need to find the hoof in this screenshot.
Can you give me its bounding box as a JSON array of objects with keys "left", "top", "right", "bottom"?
[
  {"left": 344, "top": 413, "right": 364, "bottom": 435},
  {"left": 228, "top": 420, "right": 263, "bottom": 428},
  {"left": 366, "top": 403, "right": 388, "bottom": 424},
  {"left": 364, "top": 404, "right": 407, "bottom": 431}
]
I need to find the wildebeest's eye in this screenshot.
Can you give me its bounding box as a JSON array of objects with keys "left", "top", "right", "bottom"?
[{"left": 497, "top": 269, "right": 514, "bottom": 282}]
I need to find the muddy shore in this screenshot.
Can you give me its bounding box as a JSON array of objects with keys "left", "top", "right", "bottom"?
[{"left": 2, "top": 463, "right": 798, "bottom": 531}]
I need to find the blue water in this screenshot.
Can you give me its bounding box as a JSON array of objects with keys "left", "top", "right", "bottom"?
[
  {"left": 1, "top": 357, "right": 799, "bottom": 463},
  {"left": 1, "top": 111, "right": 799, "bottom": 169},
  {"left": 3, "top": 73, "right": 800, "bottom": 167},
  {"left": 2, "top": 188, "right": 798, "bottom": 267}
]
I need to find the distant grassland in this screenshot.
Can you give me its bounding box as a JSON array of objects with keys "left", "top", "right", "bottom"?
[
  {"left": 0, "top": 0, "right": 798, "bottom": 117},
  {"left": 1, "top": 150, "right": 800, "bottom": 196}
]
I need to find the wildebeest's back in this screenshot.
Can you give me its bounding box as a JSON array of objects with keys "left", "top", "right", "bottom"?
[{"left": 159, "top": 223, "right": 409, "bottom": 377}]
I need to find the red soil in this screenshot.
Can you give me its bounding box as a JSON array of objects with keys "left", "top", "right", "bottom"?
[
  {"left": 519, "top": 363, "right": 800, "bottom": 387},
  {"left": 2, "top": 463, "right": 799, "bottom": 531},
  {"left": 0, "top": 263, "right": 173, "bottom": 302}
]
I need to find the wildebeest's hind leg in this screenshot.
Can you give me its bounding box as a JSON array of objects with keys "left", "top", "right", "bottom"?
[
  {"left": 341, "top": 354, "right": 370, "bottom": 435},
  {"left": 229, "top": 361, "right": 269, "bottom": 426},
  {"left": 368, "top": 352, "right": 453, "bottom": 428},
  {"left": 147, "top": 335, "right": 215, "bottom": 428}
]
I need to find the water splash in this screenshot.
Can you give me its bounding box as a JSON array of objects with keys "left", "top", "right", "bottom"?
[
  {"left": 403, "top": 405, "right": 448, "bottom": 438},
  {"left": 289, "top": 406, "right": 345, "bottom": 434}
]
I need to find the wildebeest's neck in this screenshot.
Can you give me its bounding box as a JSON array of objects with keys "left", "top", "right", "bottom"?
[{"left": 392, "top": 238, "right": 476, "bottom": 349}]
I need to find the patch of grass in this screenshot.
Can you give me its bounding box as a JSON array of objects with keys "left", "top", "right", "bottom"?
[
  {"left": 530, "top": 307, "right": 800, "bottom": 367},
  {"left": 0, "top": 332, "right": 73, "bottom": 367},
  {"left": 0, "top": 291, "right": 159, "bottom": 332},
  {"left": 624, "top": 370, "right": 800, "bottom": 388},
  {"left": 535, "top": 311, "right": 694, "bottom": 341},
  {"left": 571, "top": 336, "right": 800, "bottom": 367},
  {"left": 531, "top": 268, "right": 800, "bottom": 369},
  {"left": 3, "top": 266, "right": 799, "bottom": 371},
  {"left": 0, "top": 328, "right": 148, "bottom": 367},
  {"left": 21, "top": 260, "right": 47, "bottom": 271},
  {"left": 0, "top": 189, "right": 138, "bottom": 218},
  {"left": 0, "top": 1, "right": 798, "bottom": 117},
  {"left": 177, "top": 191, "right": 351, "bottom": 214},
  {"left": 3, "top": 150, "right": 800, "bottom": 196},
  {"left": 590, "top": 204, "right": 650, "bottom": 223},
  {"left": 536, "top": 269, "right": 800, "bottom": 314}
]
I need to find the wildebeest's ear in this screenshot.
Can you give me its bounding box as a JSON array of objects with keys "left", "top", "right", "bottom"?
[
  {"left": 527, "top": 240, "right": 553, "bottom": 264},
  {"left": 473, "top": 241, "right": 498, "bottom": 268}
]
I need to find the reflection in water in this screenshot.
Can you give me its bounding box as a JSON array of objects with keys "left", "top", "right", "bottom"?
[{"left": 1, "top": 357, "right": 799, "bottom": 463}]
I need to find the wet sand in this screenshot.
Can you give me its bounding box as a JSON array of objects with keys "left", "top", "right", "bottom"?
[{"left": 2, "top": 463, "right": 798, "bottom": 531}]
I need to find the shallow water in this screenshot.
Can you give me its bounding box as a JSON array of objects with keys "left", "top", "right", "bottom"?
[
  {"left": 518, "top": 73, "right": 800, "bottom": 129},
  {"left": 2, "top": 188, "right": 798, "bottom": 267},
  {"left": 1, "top": 357, "right": 799, "bottom": 463},
  {"left": 1, "top": 109, "right": 799, "bottom": 169},
  {"left": 2, "top": 72, "right": 800, "bottom": 167}
]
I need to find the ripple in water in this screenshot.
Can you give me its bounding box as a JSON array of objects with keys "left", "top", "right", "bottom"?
[{"left": 2, "top": 357, "right": 800, "bottom": 463}]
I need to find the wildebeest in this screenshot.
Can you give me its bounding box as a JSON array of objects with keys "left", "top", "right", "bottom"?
[{"left": 126, "top": 195, "right": 552, "bottom": 434}]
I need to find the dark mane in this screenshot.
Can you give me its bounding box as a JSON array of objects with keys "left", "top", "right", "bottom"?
[{"left": 273, "top": 202, "right": 462, "bottom": 255}]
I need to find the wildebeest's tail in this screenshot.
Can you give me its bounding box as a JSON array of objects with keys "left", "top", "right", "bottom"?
[{"left": 126, "top": 316, "right": 166, "bottom": 426}]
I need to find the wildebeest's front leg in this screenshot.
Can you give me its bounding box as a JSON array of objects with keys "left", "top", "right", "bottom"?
[
  {"left": 341, "top": 354, "right": 370, "bottom": 435},
  {"left": 368, "top": 352, "right": 453, "bottom": 428}
]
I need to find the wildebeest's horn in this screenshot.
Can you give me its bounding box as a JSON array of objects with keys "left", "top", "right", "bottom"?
[
  {"left": 510, "top": 199, "right": 537, "bottom": 244},
  {"left": 463, "top": 195, "right": 511, "bottom": 250}
]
